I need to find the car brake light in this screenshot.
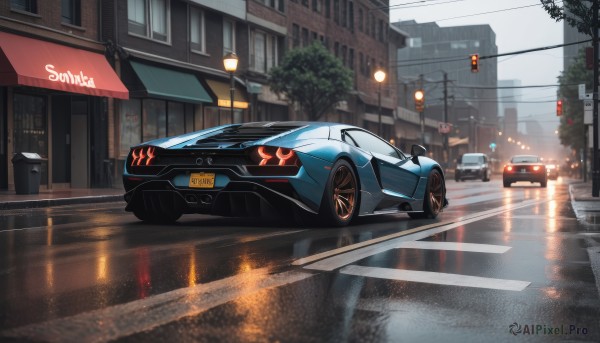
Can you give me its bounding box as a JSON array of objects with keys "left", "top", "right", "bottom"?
[
  {"left": 131, "top": 146, "right": 157, "bottom": 166},
  {"left": 505, "top": 165, "right": 513, "bottom": 172},
  {"left": 533, "top": 166, "right": 541, "bottom": 172},
  {"left": 253, "top": 146, "right": 299, "bottom": 166}
]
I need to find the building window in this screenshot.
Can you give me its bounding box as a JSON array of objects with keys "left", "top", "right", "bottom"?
[
  {"left": 359, "top": 52, "right": 364, "bottom": 74},
  {"left": 302, "top": 0, "right": 309, "bottom": 7},
  {"left": 409, "top": 37, "right": 422, "bottom": 48},
  {"left": 312, "top": 0, "right": 321, "bottom": 12},
  {"left": 341, "top": 45, "right": 347, "bottom": 66},
  {"left": 190, "top": 7, "right": 205, "bottom": 53},
  {"left": 61, "top": 0, "right": 81, "bottom": 26},
  {"left": 258, "top": 0, "right": 284, "bottom": 12},
  {"left": 333, "top": 0, "right": 339, "bottom": 24},
  {"left": 341, "top": 0, "right": 347, "bottom": 27},
  {"left": 348, "top": 1, "right": 354, "bottom": 32},
  {"left": 127, "top": 0, "right": 170, "bottom": 43},
  {"left": 292, "top": 24, "right": 300, "bottom": 48},
  {"left": 378, "top": 19, "right": 384, "bottom": 42},
  {"left": 334, "top": 42, "right": 339, "bottom": 57},
  {"left": 301, "top": 27, "right": 309, "bottom": 47},
  {"left": 349, "top": 48, "right": 354, "bottom": 70},
  {"left": 223, "top": 19, "right": 236, "bottom": 53},
  {"left": 10, "top": 0, "right": 37, "bottom": 13},
  {"left": 358, "top": 8, "right": 363, "bottom": 32},
  {"left": 250, "top": 30, "right": 279, "bottom": 73},
  {"left": 325, "top": 0, "right": 330, "bottom": 18}
]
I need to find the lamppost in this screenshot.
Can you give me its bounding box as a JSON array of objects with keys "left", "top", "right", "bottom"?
[
  {"left": 223, "top": 52, "right": 238, "bottom": 124},
  {"left": 374, "top": 69, "right": 386, "bottom": 137}
]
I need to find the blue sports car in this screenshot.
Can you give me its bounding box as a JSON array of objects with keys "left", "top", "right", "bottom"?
[{"left": 123, "top": 122, "right": 448, "bottom": 226}]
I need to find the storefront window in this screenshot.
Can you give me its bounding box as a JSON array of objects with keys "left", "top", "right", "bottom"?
[
  {"left": 119, "top": 99, "right": 142, "bottom": 158},
  {"left": 13, "top": 93, "right": 47, "bottom": 184},
  {"left": 167, "top": 102, "right": 184, "bottom": 136},
  {"left": 142, "top": 99, "right": 166, "bottom": 142}
]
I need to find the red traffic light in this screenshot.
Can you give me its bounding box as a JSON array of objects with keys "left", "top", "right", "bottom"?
[
  {"left": 470, "top": 54, "right": 479, "bottom": 73},
  {"left": 556, "top": 100, "right": 563, "bottom": 116}
]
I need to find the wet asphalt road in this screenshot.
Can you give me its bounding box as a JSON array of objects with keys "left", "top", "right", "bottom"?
[{"left": 0, "top": 177, "right": 599, "bottom": 342}]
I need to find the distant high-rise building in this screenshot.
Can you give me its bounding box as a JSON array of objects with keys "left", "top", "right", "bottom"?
[{"left": 392, "top": 20, "right": 498, "bottom": 154}]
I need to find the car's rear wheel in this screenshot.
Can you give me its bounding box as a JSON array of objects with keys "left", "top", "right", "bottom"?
[
  {"left": 409, "top": 169, "right": 445, "bottom": 219},
  {"left": 319, "top": 159, "right": 358, "bottom": 227},
  {"left": 541, "top": 181, "right": 547, "bottom": 188},
  {"left": 503, "top": 180, "right": 511, "bottom": 188}
]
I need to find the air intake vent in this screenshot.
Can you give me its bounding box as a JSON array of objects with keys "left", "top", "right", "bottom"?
[{"left": 192, "top": 125, "right": 303, "bottom": 147}]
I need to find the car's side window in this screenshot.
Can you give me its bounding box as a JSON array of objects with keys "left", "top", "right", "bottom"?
[
  {"left": 342, "top": 131, "right": 359, "bottom": 147},
  {"left": 344, "top": 130, "right": 401, "bottom": 159}
]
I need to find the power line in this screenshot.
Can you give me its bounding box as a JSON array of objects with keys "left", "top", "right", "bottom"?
[{"left": 394, "top": 39, "right": 590, "bottom": 68}]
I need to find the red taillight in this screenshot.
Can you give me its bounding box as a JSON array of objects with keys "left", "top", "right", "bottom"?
[
  {"left": 253, "top": 146, "right": 299, "bottom": 166},
  {"left": 505, "top": 165, "right": 513, "bottom": 172},
  {"left": 130, "top": 146, "right": 157, "bottom": 166},
  {"left": 533, "top": 165, "right": 541, "bottom": 172}
]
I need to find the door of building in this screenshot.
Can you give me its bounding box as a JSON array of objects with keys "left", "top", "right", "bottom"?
[{"left": 70, "top": 99, "right": 88, "bottom": 188}]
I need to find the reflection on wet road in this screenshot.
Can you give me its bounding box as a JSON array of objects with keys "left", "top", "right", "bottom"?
[{"left": 1, "top": 178, "right": 599, "bottom": 342}]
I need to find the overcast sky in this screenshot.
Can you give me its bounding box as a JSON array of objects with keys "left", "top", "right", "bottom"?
[{"left": 389, "top": 0, "right": 567, "bottom": 151}]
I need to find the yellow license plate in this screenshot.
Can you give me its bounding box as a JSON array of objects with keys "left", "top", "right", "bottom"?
[{"left": 189, "top": 173, "right": 215, "bottom": 188}]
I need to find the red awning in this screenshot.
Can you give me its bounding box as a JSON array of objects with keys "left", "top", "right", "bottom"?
[{"left": 0, "top": 31, "right": 129, "bottom": 99}]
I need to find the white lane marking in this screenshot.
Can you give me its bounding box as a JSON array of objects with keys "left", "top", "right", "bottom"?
[
  {"left": 298, "top": 199, "right": 543, "bottom": 269},
  {"left": 340, "top": 265, "right": 531, "bottom": 291},
  {"left": 395, "top": 241, "right": 511, "bottom": 254},
  {"left": 1, "top": 268, "right": 313, "bottom": 343},
  {"left": 449, "top": 192, "right": 514, "bottom": 206}
]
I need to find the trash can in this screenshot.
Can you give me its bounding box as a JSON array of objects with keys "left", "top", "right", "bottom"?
[{"left": 11, "top": 152, "right": 46, "bottom": 195}]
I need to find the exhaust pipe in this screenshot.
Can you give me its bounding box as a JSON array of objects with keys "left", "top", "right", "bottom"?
[
  {"left": 200, "top": 194, "right": 213, "bottom": 204},
  {"left": 185, "top": 194, "right": 198, "bottom": 203}
]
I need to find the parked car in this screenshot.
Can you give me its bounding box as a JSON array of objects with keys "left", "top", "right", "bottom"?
[
  {"left": 454, "top": 153, "right": 491, "bottom": 182},
  {"left": 122, "top": 122, "right": 448, "bottom": 226},
  {"left": 503, "top": 155, "right": 547, "bottom": 188},
  {"left": 545, "top": 159, "right": 560, "bottom": 180}
]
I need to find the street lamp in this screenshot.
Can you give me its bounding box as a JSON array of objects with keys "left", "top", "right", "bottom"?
[
  {"left": 374, "top": 69, "right": 386, "bottom": 136},
  {"left": 223, "top": 52, "right": 238, "bottom": 124}
]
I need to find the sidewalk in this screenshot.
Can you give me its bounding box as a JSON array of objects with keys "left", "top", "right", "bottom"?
[
  {"left": 0, "top": 186, "right": 124, "bottom": 210},
  {"left": 569, "top": 181, "right": 600, "bottom": 227}
]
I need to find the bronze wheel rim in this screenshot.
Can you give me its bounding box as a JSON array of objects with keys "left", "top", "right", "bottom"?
[
  {"left": 332, "top": 165, "right": 356, "bottom": 220},
  {"left": 429, "top": 172, "right": 444, "bottom": 214}
]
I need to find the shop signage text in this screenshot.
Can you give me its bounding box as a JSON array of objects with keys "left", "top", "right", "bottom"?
[{"left": 45, "top": 64, "right": 96, "bottom": 88}]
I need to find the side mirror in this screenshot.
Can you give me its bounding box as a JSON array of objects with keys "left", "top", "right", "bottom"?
[{"left": 411, "top": 144, "right": 426, "bottom": 157}]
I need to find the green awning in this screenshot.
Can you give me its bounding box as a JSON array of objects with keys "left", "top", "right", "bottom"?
[{"left": 130, "top": 61, "right": 213, "bottom": 104}]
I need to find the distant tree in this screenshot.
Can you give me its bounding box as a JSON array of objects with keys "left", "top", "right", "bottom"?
[
  {"left": 557, "top": 48, "right": 591, "bottom": 152},
  {"left": 540, "top": 0, "right": 594, "bottom": 35},
  {"left": 268, "top": 42, "right": 353, "bottom": 121}
]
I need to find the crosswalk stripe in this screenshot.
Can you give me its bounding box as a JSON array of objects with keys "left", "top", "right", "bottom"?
[
  {"left": 340, "top": 265, "right": 531, "bottom": 291},
  {"left": 395, "top": 241, "right": 511, "bottom": 253}
]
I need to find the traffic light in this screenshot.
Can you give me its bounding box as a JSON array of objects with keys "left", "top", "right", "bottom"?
[
  {"left": 414, "top": 89, "right": 425, "bottom": 112},
  {"left": 556, "top": 100, "right": 563, "bottom": 116},
  {"left": 470, "top": 54, "right": 479, "bottom": 73}
]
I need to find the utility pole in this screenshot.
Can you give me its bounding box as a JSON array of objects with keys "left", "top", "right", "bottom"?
[
  {"left": 419, "top": 74, "right": 425, "bottom": 146},
  {"left": 593, "top": 0, "right": 599, "bottom": 196},
  {"left": 443, "top": 72, "right": 449, "bottom": 169}
]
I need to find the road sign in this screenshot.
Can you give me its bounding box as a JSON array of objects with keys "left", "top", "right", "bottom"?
[
  {"left": 584, "top": 99, "right": 593, "bottom": 124},
  {"left": 438, "top": 122, "right": 451, "bottom": 134}
]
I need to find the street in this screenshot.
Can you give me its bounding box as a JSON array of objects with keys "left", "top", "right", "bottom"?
[{"left": 1, "top": 177, "right": 599, "bottom": 342}]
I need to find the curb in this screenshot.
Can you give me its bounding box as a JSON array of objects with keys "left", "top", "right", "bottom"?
[{"left": 0, "top": 195, "right": 124, "bottom": 211}]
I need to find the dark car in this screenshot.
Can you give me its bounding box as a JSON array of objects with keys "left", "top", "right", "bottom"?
[
  {"left": 122, "top": 122, "right": 448, "bottom": 227},
  {"left": 454, "top": 153, "right": 491, "bottom": 182},
  {"left": 503, "top": 155, "right": 547, "bottom": 188},
  {"left": 545, "top": 159, "right": 560, "bottom": 180}
]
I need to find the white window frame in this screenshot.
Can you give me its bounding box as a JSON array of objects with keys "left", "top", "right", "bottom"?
[
  {"left": 190, "top": 6, "right": 206, "bottom": 53},
  {"left": 249, "top": 29, "right": 279, "bottom": 74},
  {"left": 127, "top": 0, "right": 171, "bottom": 44},
  {"left": 223, "top": 19, "right": 236, "bottom": 54}
]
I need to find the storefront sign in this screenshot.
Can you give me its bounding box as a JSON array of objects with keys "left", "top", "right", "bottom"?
[{"left": 45, "top": 64, "right": 96, "bottom": 88}]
